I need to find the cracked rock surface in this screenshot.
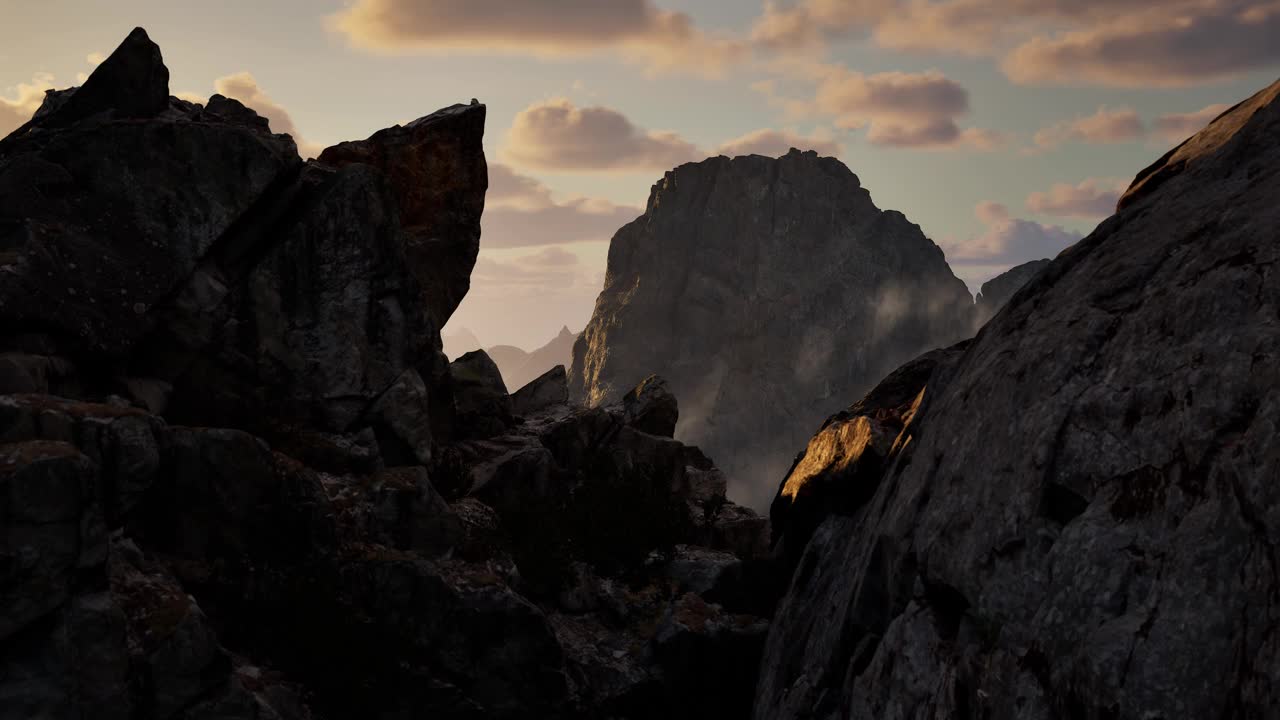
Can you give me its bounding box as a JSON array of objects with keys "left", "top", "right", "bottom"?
[{"left": 757, "top": 77, "right": 1280, "bottom": 719}]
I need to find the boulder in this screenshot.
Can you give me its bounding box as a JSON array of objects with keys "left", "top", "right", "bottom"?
[
  {"left": 366, "top": 369, "right": 434, "bottom": 466},
  {"left": 450, "top": 350, "right": 514, "bottom": 439},
  {"left": 0, "top": 441, "right": 105, "bottom": 642},
  {"left": 617, "top": 374, "right": 679, "bottom": 438},
  {"left": 511, "top": 364, "right": 569, "bottom": 416}
]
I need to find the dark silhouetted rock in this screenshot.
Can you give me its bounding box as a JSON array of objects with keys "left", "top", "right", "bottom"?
[
  {"left": 511, "top": 364, "right": 569, "bottom": 416},
  {"left": 0, "top": 28, "right": 777, "bottom": 720},
  {"left": 619, "top": 374, "right": 679, "bottom": 438},
  {"left": 0, "top": 88, "right": 300, "bottom": 357},
  {"left": 569, "top": 149, "right": 974, "bottom": 508},
  {"left": 756, "top": 77, "right": 1280, "bottom": 720},
  {"left": 450, "top": 350, "right": 514, "bottom": 439},
  {"left": 365, "top": 369, "right": 434, "bottom": 466},
  {"left": 973, "top": 258, "right": 1051, "bottom": 328},
  {"left": 318, "top": 101, "right": 487, "bottom": 329},
  {"left": 21, "top": 27, "right": 169, "bottom": 132}
]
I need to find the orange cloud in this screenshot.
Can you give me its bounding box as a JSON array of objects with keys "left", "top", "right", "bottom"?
[
  {"left": 485, "top": 163, "right": 642, "bottom": 247},
  {"left": 329, "top": 0, "right": 746, "bottom": 76},
  {"left": 179, "top": 73, "right": 322, "bottom": 159},
  {"left": 1152, "top": 103, "right": 1233, "bottom": 142},
  {"left": 502, "top": 98, "right": 701, "bottom": 172},
  {"left": 752, "top": 0, "right": 892, "bottom": 49},
  {"left": 1033, "top": 107, "right": 1145, "bottom": 149},
  {"left": 759, "top": 63, "right": 1003, "bottom": 150},
  {"left": 0, "top": 73, "right": 55, "bottom": 138},
  {"left": 1025, "top": 178, "right": 1127, "bottom": 218},
  {"left": 714, "top": 128, "right": 842, "bottom": 158},
  {"left": 942, "top": 201, "right": 1082, "bottom": 265},
  {"left": 1003, "top": 2, "right": 1280, "bottom": 87},
  {"left": 751, "top": 0, "right": 1280, "bottom": 89}
]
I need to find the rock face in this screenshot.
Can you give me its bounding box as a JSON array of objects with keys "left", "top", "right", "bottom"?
[
  {"left": 973, "top": 258, "right": 1051, "bottom": 328},
  {"left": 756, "top": 78, "right": 1280, "bottom": 719},
  {"left": 569, "top": 150, "right": 974, "bottom": 508},
  {"left": 0, "top": 29, "right": 772, "bottom": 720}
]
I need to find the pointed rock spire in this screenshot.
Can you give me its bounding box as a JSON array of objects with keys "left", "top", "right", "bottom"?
[{"left": 41, "top": 27, "right": 170, "bottom": 129}]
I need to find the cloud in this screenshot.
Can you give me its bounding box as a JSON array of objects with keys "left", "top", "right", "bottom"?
[
  {"left": 974, "top": 201, "right": 1010, "bottom": 224},
  {"left": 752, "top": 0, "right": 891, "bottom": 50},
  {"left": 328, "top": 0, "right": 746, "bottom": 76},
  {"left": 523, "top": 246, "right": 579, "bottom": 267},
  {"left": 942, "top": 201, "right": 1082, "bottom": 265},
  {"left": 1003, "top": 2, "right": 1280, "bottom": 87},
  {"left": 1152, "top": 102, "right": 1233, "bottom": 142},
  {"left": 212, "top": 73, "right": 323, "bottom": 159},
  {"left": 761, "top": 63, "right": 1003, "bottom": 150},
  {"left": 750, "top": 1, "right": 1280, "bottom": 89},
  {"left": 484, "top": 163, "right": 641, "bottom": 248},
  {"left": 488, "top": 162, "right": 556, "bottom": 209},
  {"left": 1026, "top": 178, "right": 1126, "bottom": 218},
  {"left": 180, "top": 73, "right": 322, "bottom": 159},
  {"left": 867, "top": 122, "right": 1005, "bottom": 149},
  {"left": 1033, "top": 106, "right": 1145, "bottom": 149},
  {"left": 714, "top": 128, "right": 842, "bottom": 157},
  {"left": 502, "top": 98, "right": 702, "bottom": 171},
  {"left": 0, "top": 73, "right": 54, "bottom": 138},
  {"left": 468, "top": 247, "right": 595, "bottom": 293},
  {"left": 86, "top": 51, "right": 107, "bottom": 66}
]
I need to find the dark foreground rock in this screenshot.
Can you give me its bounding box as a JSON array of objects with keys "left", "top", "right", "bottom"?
[
  {"left": 756, "top": 77, "right": 1280, "bottom": 719},
  {"left": 0, "top": 28, "right": 770, "bottom": 720},
  {"left": 568, "top": 149, "right": 975, "bottom": 508}
]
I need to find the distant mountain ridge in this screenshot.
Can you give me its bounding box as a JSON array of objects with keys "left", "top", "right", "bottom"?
[{"left": 445, "top": 325, "right": 579, "bottom": 392}]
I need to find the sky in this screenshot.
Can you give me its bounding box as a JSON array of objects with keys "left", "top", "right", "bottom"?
[{"left": 4, "top": 0, "right": 1278, "bottom": 349}]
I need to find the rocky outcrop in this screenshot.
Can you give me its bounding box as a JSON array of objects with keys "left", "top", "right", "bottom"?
[
  {"left": 0, "top": 28, "right": 771, "bottom": 720},
  {"left": 756, "top": 77, "right": 1280, "bottom": 719},
  {"left": 569, "top": 150, "right": 974, "bottom": 508},
  {"left": 511, "top": 364, "right": 569, "bottom": 416},
  {"left": 318, "top": 102, "right": 487, "bottom": 328},
  {"left": 450, "top": 350, "right": 514, "bottom": 439},
  {"left": 973, "top": 258, "right": 1051, "bottom": 328},
  {"left": 0, "top": 28, "right": 300, "bottom": 358}
]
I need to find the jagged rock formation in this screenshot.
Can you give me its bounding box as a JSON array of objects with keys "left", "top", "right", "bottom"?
[
  {"left": 486, "top": 325, "right": 580, "bottom": 392},
  {"left": 0, "top": 28, "right": 769, "bottom": 720},
  {"left": 569, "top": 150, "right": 974, "bottom": 508},
  {"left": 757, "top": 78, "right": 1280, "bottom": 719},
  {"left": 973, "top": 258, "right": 1051, "bottom": 328}
]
